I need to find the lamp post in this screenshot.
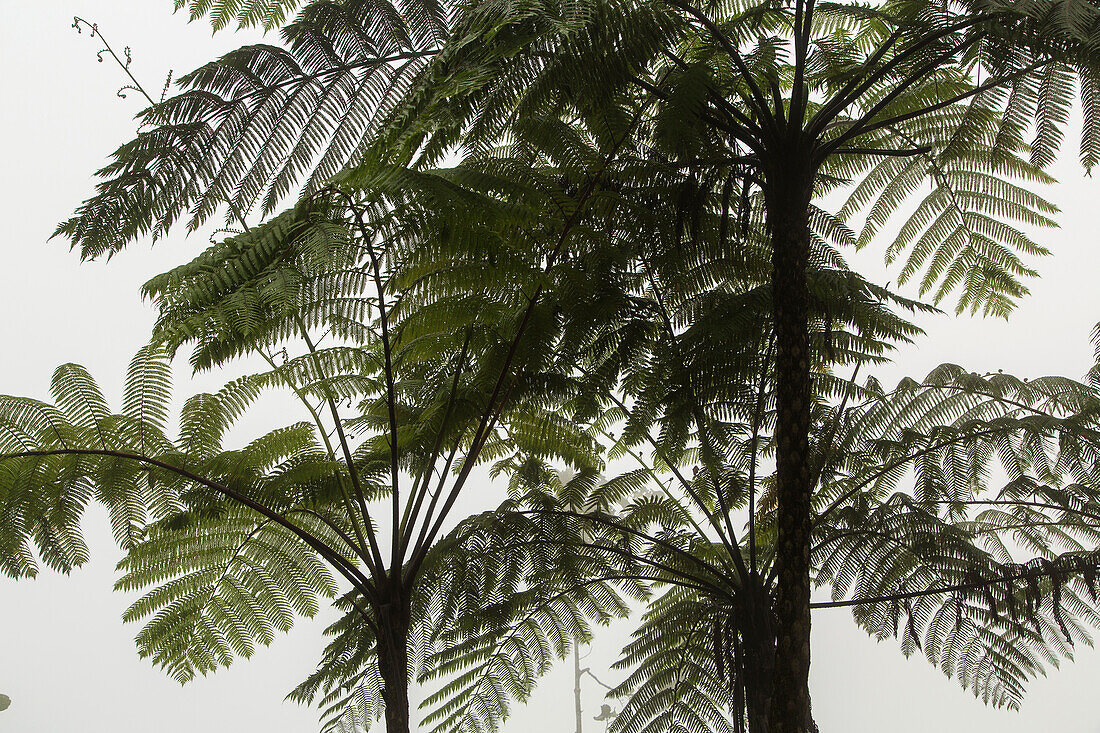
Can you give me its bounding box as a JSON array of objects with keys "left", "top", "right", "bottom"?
[{"left": 573, "top": 645, "right": 617, "bottom": 733}]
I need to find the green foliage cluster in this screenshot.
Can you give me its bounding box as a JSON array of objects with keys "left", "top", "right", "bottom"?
[{"left": 7, "top": 1, "right": 1100, "bottom": 733}]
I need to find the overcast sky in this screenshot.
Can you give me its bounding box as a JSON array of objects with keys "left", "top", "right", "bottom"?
[{"left": 2, "top": 3, "right": 1100, "bottom": 732}]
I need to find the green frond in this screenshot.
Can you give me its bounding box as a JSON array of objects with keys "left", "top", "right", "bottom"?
[
  {"left": 30, "top": 1, "right": 1100, "bottom": 729},
  {"left": 288, "top": 596, "right": 381, "bottom": 732},
  {"left": 611, "top": 589, "right": 736, "bottom": 733},
  {"left": 813, "top": 358, "right": 1100, "bottom": 706},
  {"left": 57, "top": 0, "right": 447, "bottom": 258},
  {"left": 50, "top": 363, "right": 111, "bottom": 447},
  {"left": 415, "top": 506, "right": 643, "bottom": 733},
  {"left": 117, "top": 508, "right": 338, "bottom": 682},
  {"left": 121, "top": 345, "right": 174, "bottom": 455},
  {"left": 176, "top": 0, "right": 304, "bottom": 32}
]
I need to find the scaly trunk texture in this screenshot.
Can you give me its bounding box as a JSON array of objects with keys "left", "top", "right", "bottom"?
[
  {"left": 764, "top": 153, "right": 815, "bottom": 733},
  {"left": 377, "top": 584, "right": 412, "bottom": 733}
]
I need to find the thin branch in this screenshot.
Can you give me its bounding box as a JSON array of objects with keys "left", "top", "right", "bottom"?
[
  {"left": 807, "top": 14, "right": 992, "bottom": 138},
  {"left": 815, "top": 388, "right": 1100, "bottom": 526},
  {"left": 298, "top": 319, "right": 388, "bottom": 578},
  {"left": 831, "top": 146, "right": 933, "bottom": 157},
  {"left": 403, "top": 420, "right": 466, "bottom": 583},
  {"left": 589, "top": 421, "right": 729, "bottom": 563},
  {"left": 590, "top": 381, "right": 736, "bottom": 553},
  {"left": 831, "top": 377, "right": 1096, "bottom": 434},
  {"left": 789, "top": 0, "right": 815, "bottom": 130},
  {"left": 809, "top": 359, "right": 863, "bottom": 492},
  {"left": 821, "top": 59, "right": 1049, "bottom": 159},
  {"left": 747, "top": 333, "right": 775, "bottom": 577},
  {"left": 284, "top": 507, "right": 373, "bottom": 568},
  {"left": 919, "top": 499, "right": 1100, "bottom": 527},
  {"left": 161, "top": 48, "right": 440, "bottom": 111},
  {"left": 643, "top": 259, "right": 748, "bottom": 581},
  {"left": 813, "top": 425, "right": 1014, "bottom": 526},
  {"left": 543, "top": 536, "right": 734, "bottom": 600},
  {"left": 256, "top": 349, "right": 370, "bottom": 562},
  {"left": 581, "top": 668, "right": 616, "bottom": 692},
  {"left": 515, "top": 508, "right": 736, "bottom": 589},
  {"left": 657, "top": 47, "right": 765, "bottom": 141},
  {"left": 328, "top": 190, "right": 403, "bottom": 573},
  {"left": 817, "top": 33, "right": 981, "bottom": 158},
  {"left": 73, "top": 17, "right": 157, "bottom": 107},
  {"left": 662, "top": 0, "right": 778, "bottom": 138},
  {"left": 629, "top": 74, "right": 764, "bottom": 153},
  {"left": 397, "top": 329, "right": 473, "bottom": 563}
]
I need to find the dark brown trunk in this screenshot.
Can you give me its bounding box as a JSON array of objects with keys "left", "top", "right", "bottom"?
[
  {"left": 764, "top": 154, "right": 815, "bottom": 733},
  {"left": 740, "top": 576, "right": 776, "bottom": 733},
  {"left": 377, "top": 584, "right": 412, "bottom": 733}
]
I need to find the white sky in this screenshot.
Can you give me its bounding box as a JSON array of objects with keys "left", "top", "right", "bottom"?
[{"left": 2, "top": 3, "right": 1100, "bottom": 732}]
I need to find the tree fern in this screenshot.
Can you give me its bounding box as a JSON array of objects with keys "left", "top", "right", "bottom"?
[{"left": 40, "top": 2, "right": 1100, "bottom": 732}]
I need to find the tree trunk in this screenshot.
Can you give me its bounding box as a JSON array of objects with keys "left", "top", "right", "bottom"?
[
  {"left": 377, "top": 585, "right": 412, "bottom": 733},
  {"left": 740, "top": 575, "right": 776, "bottom": 733},
  {"left": 764, "top": 156, "right": 815, "bottom": 733}
]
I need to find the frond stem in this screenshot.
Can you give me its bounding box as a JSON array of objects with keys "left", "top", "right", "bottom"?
[
  {"left": 811, "top": 558, "right": 1100, "bottom": 609},
  {"left": 643, "top": 259, "right": 748, "bottom": 580},
  {"left": 515, "top": 508, "right": 736, "bottom": 589},
  {"left": 821, "top": 59, "right": 1050, "bottom": 160},
  {"left": 298, "top": 318, "right": 388, "bottom": 578},
  {"left": 397, "top": 329, "right": 473, "bottom": 563},
  {"left": 590, "top": 422, "right": 729, "bottom": 563},
  {"left": 807, "top": 15, "right": 991, "bottom": 138},
  {"left": 256, "top": 349, "right": 370, "bottom": 563},
  {"left": 590, "top": 379, "right": 737, "bottom": 556},
  {"left": 662, "top": 0, "right": 778, "bottom": 138},
  {"left": 328, "top": 189, "right": 402, "bottom": 572},
  {"left": 4, "top": 448, "right": 376, "bottom": 597}
]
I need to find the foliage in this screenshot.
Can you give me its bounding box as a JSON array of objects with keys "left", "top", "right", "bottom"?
[
  {"left": 551, "top": 346, "right": 1100, "bottom": 729},
  {"left": 175, "top": 0, "right": 308, "bottom": 32},
  {"left": 7, "top": 145, "right": 648, "bottom": 731},
  {"left": 29, "top": 1, "right": 1100, "bottom": 732},
  {"left": 0, "top": 344, "right": 353, "bottom": 649}
]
